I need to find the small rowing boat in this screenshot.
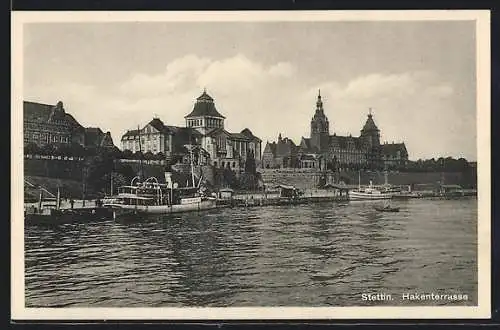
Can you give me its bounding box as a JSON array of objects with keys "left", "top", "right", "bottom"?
[{"left": 374, "top": 205, "right": 400, "bottom": 212}]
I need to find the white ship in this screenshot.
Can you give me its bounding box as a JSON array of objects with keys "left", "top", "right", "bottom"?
[
  {"left": 103, "top": 134, "right": 217, "bottom": 219},
  {"left": 348, "top": 172, "right": 393, "bottom": 201},
  {"left": 103, "top": 177, "right": 217, "bottom": 219}
]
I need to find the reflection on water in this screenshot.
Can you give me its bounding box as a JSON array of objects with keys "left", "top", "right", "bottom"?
[{"left": 25, "top": 199, "right": 477, "bottom": 307}]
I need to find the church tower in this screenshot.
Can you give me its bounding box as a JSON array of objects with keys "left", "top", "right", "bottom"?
[
  {"left": 310, "top": 90, "right": 330, "bottom": 152},
  {"left": 360, "top": 109, "right": 381, "bottom": 168}
]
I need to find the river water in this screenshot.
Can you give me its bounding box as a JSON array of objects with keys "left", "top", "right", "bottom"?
[{"left": 25, "top": 198, "right": 477, "bottom": 307}]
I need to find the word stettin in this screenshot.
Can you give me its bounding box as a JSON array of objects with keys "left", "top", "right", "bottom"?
[{"left": 402, "top": 292, "right": 469, "bottom": 301}]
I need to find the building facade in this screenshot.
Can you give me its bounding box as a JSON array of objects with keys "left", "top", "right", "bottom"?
[
  {"left": 262, "top": 90, "right": 408, "bottom": 170},
  {"left": 381, "top": 142, "right": 409, "bottom": 168},
  {"left": 262, "top": 133, "right": 299, "bottom": 169},
  {"left": 121, "top": 90, "right": 262, "bottom": 170},
  {"left": 23, "top": 101, "right": 115, "bottom": 149}
]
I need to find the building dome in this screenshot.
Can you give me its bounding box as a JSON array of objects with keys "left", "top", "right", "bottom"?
[{"left": 184, "top": 89, "right": 225, "bottom": 119}]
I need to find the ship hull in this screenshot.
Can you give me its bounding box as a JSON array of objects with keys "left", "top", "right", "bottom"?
[
  {"left": 349, "top": 191, "right": 393, "bottom": 201},
  {"left": 105, "top": 198, "right": 217, "bottom": 218}
]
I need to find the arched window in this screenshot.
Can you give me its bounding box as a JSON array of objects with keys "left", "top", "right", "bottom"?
[
  {"left": 221, "top": 161, "right": 225, "bottom": 168},
  {"left": 232, "top": 162, "right": 236, "bottom": 168}
]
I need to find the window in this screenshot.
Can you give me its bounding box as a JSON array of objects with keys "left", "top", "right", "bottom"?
[{"left": 232, "top": 162, "right": 236, "bottom": 168}]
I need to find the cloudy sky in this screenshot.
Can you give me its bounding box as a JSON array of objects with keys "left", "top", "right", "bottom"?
[{"left": 23, "top": 20, "right": 477, "bottom": 160}]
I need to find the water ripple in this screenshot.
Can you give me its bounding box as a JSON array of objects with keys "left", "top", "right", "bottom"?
[{"left": 25, "top": 199, "right": 478, "bottom": 307}]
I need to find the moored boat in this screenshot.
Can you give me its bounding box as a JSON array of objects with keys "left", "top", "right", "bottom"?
[
  {"left": 103, "top": 176, "right": 217, "bottom": 219},
  {"left": 348, "top": 172, "right": 392, "bottom": 201},
  {"left": 349, "top": 187, "right": 393, "bottom": 201}
]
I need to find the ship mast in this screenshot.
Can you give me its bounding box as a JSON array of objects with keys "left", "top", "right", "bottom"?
[
  {"left": 138, "top": 124, "right": 144, "bottom": 182},
  {"left": 190, "top": 146, "right": 195, "bottom": 188}
]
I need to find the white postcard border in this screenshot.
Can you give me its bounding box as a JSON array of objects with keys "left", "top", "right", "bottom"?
[{"left": 11, "top": 9, "right": 491, "bottom": 320}]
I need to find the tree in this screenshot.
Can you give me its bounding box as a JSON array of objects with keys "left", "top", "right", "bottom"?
[
  {"left": 122, "top": 149, "right": 133, "bottom": 159},
  {"left": 156, "top": 152, "right": 165, "bottom": 161},
  {"left": 70, "top": 143, "right": 86, "bottom": 159},
  {"left": 57, "top": 143, "right": 72, "bottom": 157},
  {"left": 85, "top": 146, "right": 98, "bottom": 157},
  {"left": 102, "top": 172, "right": 127, "bottom": 195},
  {"left": 244, "top": 149, "right": 257, "bottom": 174},
  {"left": 24, "top": 142, "right": 40, "bottom": 156},
  {"left": 111, "top": 146, "right": 123, "bottom": 159},
  {"left": 133, "top": 150, "right": 144, "bottom": 160},
  {"left": 40, "top": 143, "right": 57, "bottom": 156},
  {"left": 144, "top": 151, "right": 155, "bottom": 160},
  {"left": 115, "top": 163, "right": 136, "bottom": 183}
]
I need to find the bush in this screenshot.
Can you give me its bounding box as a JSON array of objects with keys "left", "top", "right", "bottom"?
[{"left": 24, "top": 142, "right": 40, "bottom": 155}]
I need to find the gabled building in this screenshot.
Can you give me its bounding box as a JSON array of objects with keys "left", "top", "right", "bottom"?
[
  {"left": 24, "top": 101, "right": 85, "bottom": 146},
  {"left": 381, "top": 142, "right": 408, "bottom": 168},
  {"left": 23, "top": 100, "right": 115, "bottom": 149},
  {"left": 298, "top": 90, "right": 408, "bottom": 170},
  {"left": 84, "top": 127, "right": 115, "bottom": 149},
  {"left": 262, "top": 133, "right": 298, "bottom": 169},
  {"left": 120, "top": 90, "right": 262, "bottom": 170},
  {"left": 121, "top": 117, "right": 203, "bottom": 162}
]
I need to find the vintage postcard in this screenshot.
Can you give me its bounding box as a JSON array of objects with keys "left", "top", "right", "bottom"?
[{"left": 11, "top": 10, "right": 491, "bottom": 320}]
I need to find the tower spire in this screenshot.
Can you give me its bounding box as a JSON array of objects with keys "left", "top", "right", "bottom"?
[{"left": 316, "top": 90, "right": 323, "bottom": 112}]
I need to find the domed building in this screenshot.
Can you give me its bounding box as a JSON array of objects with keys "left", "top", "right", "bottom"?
[{"left": 121, "top": 89, "right": 262, "bottom": 170}]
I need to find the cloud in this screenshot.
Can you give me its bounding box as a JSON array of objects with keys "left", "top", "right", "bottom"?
[
  {"left": 24, "top": 55, "right": 473, "bottom": 160},
  {"left": 307, "top": 71, "right": 463, "bottom": 159},
  {"left": 119, "top": 55, "right": 212, "bottom": 97}
]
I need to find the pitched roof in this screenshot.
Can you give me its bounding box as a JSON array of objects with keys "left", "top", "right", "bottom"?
[
  {"left": 275, "top": 137, "right": 297, "bottom": 157},
  {"left": 263, "top": 142, "right": 277, "bottom": 156},
  {"left": 300, "top": 137, "right": 311, "bottom": 149},
  {"left": 205, "top": 127, "right": 226, "bottom": 137},
  {"left": 381, "top": 143, "right": 407, "bottom": 156},
  {"left": 148, "top": 118, "right": 166, "bottom": 132},
  {"left": 122, "top": 129, "right": 140, "bottom": 138},
  {"left": 23, "top": 101, "right": 83, "bottom": 129},
  {"left": 330, "top": 135, "right": 364, "bottom": 150},
  {"left": 165, "top": 126, "right": 203, "bottom": 153},
  {"left": 229, "top": 132, "right": 251, "bottom": 141},
  {"left": 240, "top": 128, "right": 262, "bottom": 142},
  {"left": 84, "top": 127, "right": 115, "bottom": 147},
  {"left": 184, "top": 90, "right": 226, "bottom": 119},
  {"left": 361, "top": 113, "right": 379, "bottom": 132},
  {"left": 298, "top": 137, "right": 320, "bottom": 154}
]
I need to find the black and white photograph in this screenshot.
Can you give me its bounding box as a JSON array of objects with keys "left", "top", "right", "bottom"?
[{"left": 11, "top": 10, "right": 491, "bottom": 320}]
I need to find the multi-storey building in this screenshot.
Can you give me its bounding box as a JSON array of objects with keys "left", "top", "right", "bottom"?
[
  {"left": 261, "top": 133, "right": 299, "bottom": 169},
  {"left": 262, "top": 90, "right": 408, "bottom": 170},
  {"left": 23, "top": 100, "right": 115, "bottom": 149},
  {"left": 121, "top": 90, "right": 262, "bottom": 170}
]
